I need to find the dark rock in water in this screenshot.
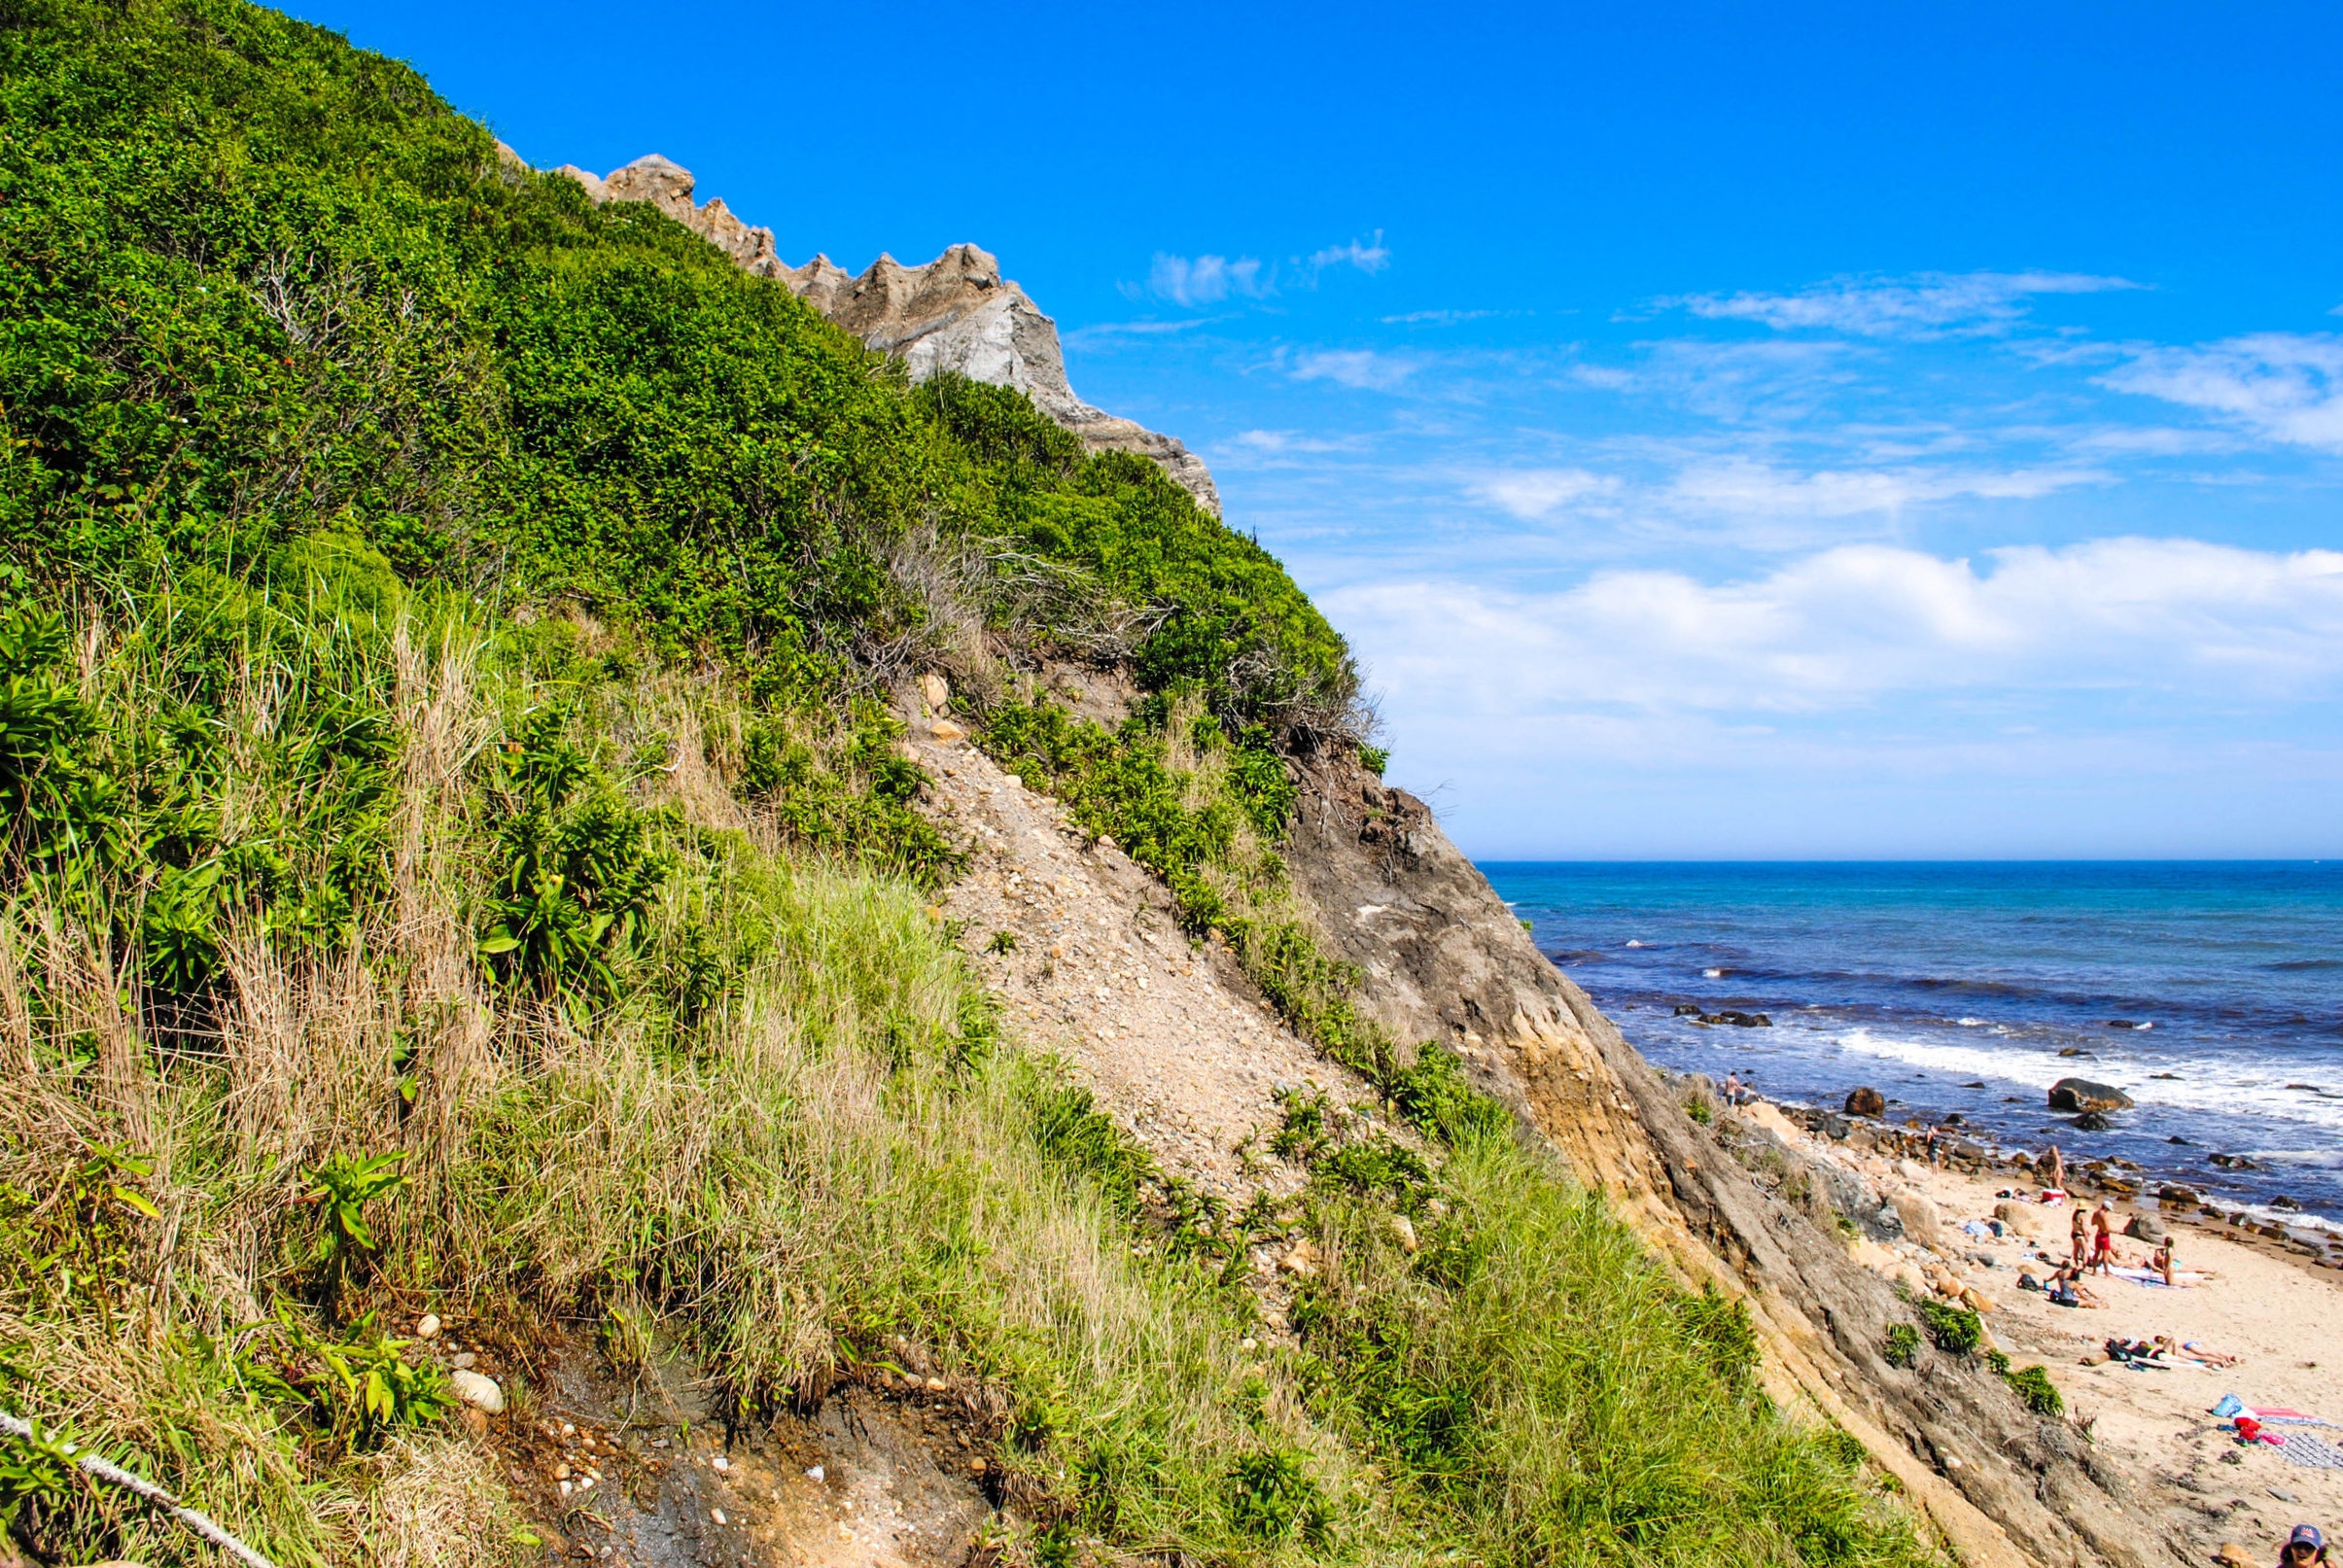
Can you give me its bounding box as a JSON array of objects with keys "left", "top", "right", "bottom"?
[
  {"left": 2105, "top": 1019, "right": 2140, "bottom": 1029},
  {"left": 2271, "top": 1195, "right": 2301, "bottom": 1210},
  {"left": 2123, "top": 1212, "right": 2168, "bottom": 1242},
  {"left": 2151, "top": 1072, "right": 2182, "bottom": 1080},
  {"left": 1844, "top": 1086, "right": 1886, "bottom": 1117},
  {"left": 1672, "top": 1003, "right": 1704, "bottom": 1017},
  {"left": 1713, "top": 1010, "right": 1772, "bottom": 1028},
  {"left": 1942, "top": 1112, "right": 1964, "bottom": 1126},
  {"left": 2071, "top": 1110, "right": 2113, "bottom": 1132},
  {"left": 2209, "top": 1152, "right": 2260, "bottom": 1170},
  {"left": 1960, "top": 1080, "right": 1986, "bottom": 1088},
  {"left": 2168, "top": 1134, "right": 2191, "bottom": 1145},
  {"left": 2157, "top": 1184, "right": 2201, "bottom": 1204},
  {"left": 2048, "top": 1077, "right": 2134, "bottom": 1113}
]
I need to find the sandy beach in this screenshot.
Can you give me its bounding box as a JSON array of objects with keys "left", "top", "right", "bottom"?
[{"left": 1736, "top": 1098, "right": 2343, "bottom": 1560}]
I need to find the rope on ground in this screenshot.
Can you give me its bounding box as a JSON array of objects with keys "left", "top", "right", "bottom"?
[{"left": 0, "top": 1408, "right": 280, "bottom": 1568}]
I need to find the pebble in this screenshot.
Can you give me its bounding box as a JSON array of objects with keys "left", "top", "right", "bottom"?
[
  {"left": 805, "top": 1465, "right": 824, "bottom": 1482},
  {"left": 450, "top": 1352, "right": 476, "bottom": 1370},
  {"left": 449, "top": 1370, "right": 504, "bottom": 1414},
  {"left": 711, "top": 1508, "right": 726, "bottom": 1525},
  {"left": 712, "top": 1454, "right": 730, "bottom": 1472},
  {"left": 926, "top": 1376, "right": 948, "bottom": 1391},
  {"left": 969, "top": 1457, "right": 988, "bottom": 1475},
  {"left": 415, "top": 1313, "right": 441, "bottom": 1340}
]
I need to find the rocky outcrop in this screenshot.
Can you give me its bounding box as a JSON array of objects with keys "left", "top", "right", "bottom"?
[
  {"left": 2049, "top": 1076, "right": 2134, "bottom": 1113},
  {"left": 546, "top": 156, "right": 1222, "bottom": 516},
  {"left": 1282, "top": 754, "right": 2193, "bottom": 1568}
]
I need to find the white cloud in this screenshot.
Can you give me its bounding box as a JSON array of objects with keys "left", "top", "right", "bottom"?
[
  {"left": 1288, "top": 349, "right": 1416, "bottom": 391},
  {"left": 1663, "top": 459, "right": 2107, "bottom": 519},
  {"left": 2101, "top": 332, "right": 2343, "bottom": 453},
  {"left": 1218, "top": 429, "right": 1368, "bottom": 457},
  {"left": 1142, "top": 253, "right": 1268, "bottom": 307},
  {"left": 1382, "top": 308, "right": 1497, "bottom": 326},
  {"left": 1306, "top": 231, "right": 1390, "bottom": 277},
  {"left": 1665, "top": 270, "right": 2141, "bottom": 339},
  {"left": 1467, "top": 469, "right": 1618, "bottom": 519},
  {"left": 1326, "top": 538, "right": 2343, "bottom": 717}
]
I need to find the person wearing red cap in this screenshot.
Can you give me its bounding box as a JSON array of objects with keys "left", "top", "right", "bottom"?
[{"left": 2282, "top": 1523, "right": 2328, "bottom": 1565}]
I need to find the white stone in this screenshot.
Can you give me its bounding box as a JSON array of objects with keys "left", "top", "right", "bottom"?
[
  {"left": 414, "top": 1313, "right": 440, "bottom": 1340},
  {"left": 449, "top": 1370, "right": 504, "bottom": 1413}
]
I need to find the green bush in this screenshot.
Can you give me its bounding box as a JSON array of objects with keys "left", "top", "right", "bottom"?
[
  {"left": 2005, "top": 1364, "right": 2064, "bottom": 1416},
  {"left": 1883, "top": 1324, "right": 1921, "bottom": 1369},
  {"left": 1919, "top": 1300, "right": 1982, "bottom": 1356}
]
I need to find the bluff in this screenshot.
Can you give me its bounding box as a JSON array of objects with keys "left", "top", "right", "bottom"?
[
  {"left": 0, "top": 7, "right": 2191, "bottom": 1562},
  {"left": 556, "top": 155, "right": 2198, "bottom": 1568}
]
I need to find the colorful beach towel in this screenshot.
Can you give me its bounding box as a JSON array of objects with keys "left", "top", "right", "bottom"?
[
  {"left": 2109, "top": 1265, "right": 2200, "bottom": 1287},
  {"left": 2254, "top": 1408, "right": 2338, "bottom": 1427},
  {"left": 2278, "top": 1433, "right": 2343, "bottom": 1471}
]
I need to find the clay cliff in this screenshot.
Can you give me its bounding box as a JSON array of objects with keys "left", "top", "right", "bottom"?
[{"left": 548, "top": 154, "right": 1222, "bottom": 516}]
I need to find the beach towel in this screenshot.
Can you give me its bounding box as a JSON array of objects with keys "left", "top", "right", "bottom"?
[
  {"left": 2254, "top": 1408, "right": 2338, "bottom": 1427},
  {"left": 2109, "top": 1265, "right": 2200, "bottom": 1287},
  {"left": 2277, "top": 1433, "right": 2343, "bottom": 1471},
  {"left": 2212, "top": 1394, "right": 2245, "bottom": 1418}
]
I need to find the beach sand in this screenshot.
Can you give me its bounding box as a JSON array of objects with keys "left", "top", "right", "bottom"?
[{"left": 1742, "top": 1101, "right": 2343, "bottom": 1559}]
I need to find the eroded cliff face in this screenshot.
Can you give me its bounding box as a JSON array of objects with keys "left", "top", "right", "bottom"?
[
  {"left": 516, "top": 147, "right": 2188, "bottom": 1564},
  {"left": 1285, "top": 756, "right": 2195, "bottom": 1568},
  {"left": 544, "top": 155, "right": 1222, "bottom": 516}
]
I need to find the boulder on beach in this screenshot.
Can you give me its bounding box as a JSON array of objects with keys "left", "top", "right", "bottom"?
[
  {"left": 1844, "top": 1087, "right": 1886, "bottom": 1117},
  {"left": 2123, "top": 1211, "right": 2167, "bottom": 1243},
  {"left": 2047, "top": 1077, "right": 2133, "bottom": 1113}
]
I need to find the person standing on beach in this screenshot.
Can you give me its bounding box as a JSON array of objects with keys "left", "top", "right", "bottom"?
[
  {"left": 2071, "top": 1202, "right": 2091, "bottom": 1268},
  {"left": 2090, "top": 1201, "right": 2117, "bottom": 1274},
  {"left": 2043, "top": 1144, "right": 2065, "bottom": 1192}
]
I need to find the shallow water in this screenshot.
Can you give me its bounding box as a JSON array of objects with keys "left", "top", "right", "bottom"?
[{"left": 1483, "top": 861, "right": 2343, "bottom": 1225}]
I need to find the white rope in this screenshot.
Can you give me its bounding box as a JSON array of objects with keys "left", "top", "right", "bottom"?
[{"left": 0, "top": 1409, "right": 280, "bottom": 1568}]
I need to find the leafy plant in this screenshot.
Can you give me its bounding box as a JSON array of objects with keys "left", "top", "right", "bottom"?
[
  {"left": 2005, "top": 1363, "right": 2064, "bottom": 1416},
  {"left": 1883, "top": 1324, "right": 1921, "bottom": 1369},
  {"left": 985, "top": 928, "right": 1018, "bottom": 955},
  {"left": 1919, "top": 1299, "right": 1982, "bottom": 1355},
  {"left": 247, "top": 1305, "right": 452, "bottom": 1451},
  {"left": 1228, "top": 1448, "right": 1331, "bottom": 1545},
  {"left": 305, "top": 1150, "right": 405, "bottom": 1286},
  {"left": 0, "top": 1412, "right": 85, "bottom": 1538}
]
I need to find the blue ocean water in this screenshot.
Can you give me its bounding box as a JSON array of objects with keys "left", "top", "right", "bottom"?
[{"left": 1483, "top": 862, "right": 2343, "bottom": 1226}]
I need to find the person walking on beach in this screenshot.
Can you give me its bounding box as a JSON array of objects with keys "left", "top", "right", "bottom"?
[
  {"left": 2071, "top": 1202, "right": 2091, "bottom": 1268},
  {"left": 2089, "top": 1201, "right": 2117, "bottom": 1275}
]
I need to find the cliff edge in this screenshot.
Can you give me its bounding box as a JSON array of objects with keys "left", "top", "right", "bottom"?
[{"left": 550, "top": 154, "right": 1222, "bottom": 516}]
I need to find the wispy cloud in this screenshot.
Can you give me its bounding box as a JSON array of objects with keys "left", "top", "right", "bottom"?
[
  {"left": 1305, "top": 231, "right": 1390, "bottom": 278},
  {"left": 1218, "top": 429, "right": 1370, "bottom": 457},
  {"left": 1663, "top": 459, "right": 2108, "bottom": 519},
  {"left": 1328, "top": 538, "right": 2343, "bottom": 717},
  {"left": 1133, "top": 253, "right": 1269, "bottom": 307},
  {"left": 1382, "top": 308, "right": 1494, "bottom": 326},
  {"left": 1662, "top": 270, "right": 2142, "bottom": 339},
  {"left": 2101, "top": 332, "right": 2343, "bottom": 452},
  {"left": 1467, "top": 469, "right": 1618, "bottom": 519},
  {"left": 1063, "top": 317, "right": 1221, "bottom": 350},
  {"left": 1288, "top": 349, "right": 1416, "bottom": 391}
]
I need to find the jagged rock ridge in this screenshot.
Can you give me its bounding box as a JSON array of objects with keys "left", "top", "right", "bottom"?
[{"left": 547, "top": 154, "right": 1221, "bottom": 516}]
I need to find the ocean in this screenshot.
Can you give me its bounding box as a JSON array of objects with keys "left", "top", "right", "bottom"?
[{"left": 1482, "top": 861, "right": 2343, "bottom": 1228}]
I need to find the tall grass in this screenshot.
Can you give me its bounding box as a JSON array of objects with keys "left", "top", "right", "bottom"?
[{"left": 0, "top": 593, "right": 1371, "bottom": 1564}]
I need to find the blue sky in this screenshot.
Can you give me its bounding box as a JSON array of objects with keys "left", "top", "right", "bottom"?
[{"left": 296, "top": 0, "right": 2343, "bottom": 858}]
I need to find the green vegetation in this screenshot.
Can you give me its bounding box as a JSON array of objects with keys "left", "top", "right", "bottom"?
[
  {"left": 1883, "top": 1325, "right": 1921, "bottom": 1370},
  {"left": 2004, "top": 1364, "right": 2064, "bottom": 1417},
  {"left": 0, "top": 1, "right": 1943, "bottom": 1562},
  {"left": 1918, "top": 1300, "right": 1983, "bottom": 1356}
]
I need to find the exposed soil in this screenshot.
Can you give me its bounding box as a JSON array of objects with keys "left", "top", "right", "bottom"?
[{"left": 490, "top": 1331, "right": 994, "bottom": 1568}]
